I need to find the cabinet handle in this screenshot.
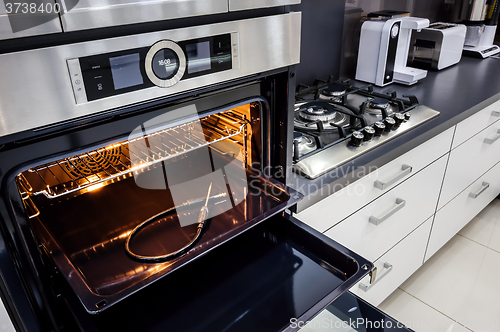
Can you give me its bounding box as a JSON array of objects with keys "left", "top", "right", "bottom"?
[
  {"left": 484, "top": 129, "right": 500, "bottom": 144},
  {"left": 374, "top": 164, "right": 412, "bottom": 190},
  {"left": 492, "top": 110, "right": 500, "bottom": 117},
  {"left": 359, "top": 262, "right": 393, "bottom": 292},
  {"left": 369, "top": 198, "right": 406, "bottom": 226},
  {"left": 469, "top": 182, "right": 490, "bottom": 199}
]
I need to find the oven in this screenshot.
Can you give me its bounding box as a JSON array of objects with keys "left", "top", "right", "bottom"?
[{"left": 0, "top": 12, "right": 372, "bottom": 332}]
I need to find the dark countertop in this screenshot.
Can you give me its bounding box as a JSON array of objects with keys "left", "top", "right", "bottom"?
[{"left": 291, "top": 56, "right": 500, "bottom": 212}]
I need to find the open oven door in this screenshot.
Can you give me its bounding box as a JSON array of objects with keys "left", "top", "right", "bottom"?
[{"left": 57, "top": 213, "right": 373, "bottom": 332}]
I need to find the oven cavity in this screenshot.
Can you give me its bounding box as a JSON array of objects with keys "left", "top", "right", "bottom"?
[{"left": 13, "top": 101, "right": 293, "bottom": 313}]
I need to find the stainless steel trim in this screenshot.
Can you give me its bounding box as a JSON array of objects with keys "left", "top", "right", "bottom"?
[
  {"left": 0, "top": 13, "right": 301, "bottom": 138},
  {"left": 0, "top": 5, "right": 62, "bottom": 40},
  {"left": 359, "top": 262, "right": 393, "bottom": 292},
  {"left": 484, "top": 129, "right": 500, "bottom": 144},
  {"left": 369, "top": 198, "right": 406, "bottom": 226},
  {"left": 145, "top": 40, "right": 186, "bottom": 88},
  {"left": 293, "top": 105, "right": 440, "bottom": 179},
  {"left": 229, "top": 0, "right": 301, "bottom": 11},
  {"left": 374, "top": 164, "right": 412, "bottom": 190},
  {"left": 492, "top": 110, "right": 500, "bottom": 117},
  {"left": 58, "top": 0, "right": 229, "bottom": 32},
  {"left": 469, "top": 181, "right": 490, "bottom": 198},
  {"left": 67, "top": 59, "right": 88, "bottom": 104}
]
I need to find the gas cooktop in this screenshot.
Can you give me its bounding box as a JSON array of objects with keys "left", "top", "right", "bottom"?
[{"left": 292, "top": 77, "right": 439, "bottom": 179}]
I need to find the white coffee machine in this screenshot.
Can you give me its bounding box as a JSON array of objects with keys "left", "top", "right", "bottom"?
[
  {"left": 356, "top": 16, "right": 430, "bottom": 87},
  {"left": 460, "top": 0, "right": 500, "bottom": 58}
]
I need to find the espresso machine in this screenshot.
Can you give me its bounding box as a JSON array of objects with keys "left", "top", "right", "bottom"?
[
  {"left": 356, "top": 16, "right": 430, "bottom": 86},
  {"left": 461, "top": 0, "right": 500, "bottom": 58}
]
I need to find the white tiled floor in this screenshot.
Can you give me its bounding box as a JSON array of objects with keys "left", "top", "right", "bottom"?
[{"left": 379, "top": 199, "right": 500, "bottom": 332}]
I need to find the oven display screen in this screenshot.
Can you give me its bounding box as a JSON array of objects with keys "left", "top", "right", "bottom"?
[
  {"left": 186, "top": 41, "right": 211, "bottom": 74},
  {"left": 109, "top": 53, "right": 144, "bottom": 90}
]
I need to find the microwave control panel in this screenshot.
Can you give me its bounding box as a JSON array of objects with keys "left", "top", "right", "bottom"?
[{"left": 67, "top": 32, "right": 238, "bottom": 104}]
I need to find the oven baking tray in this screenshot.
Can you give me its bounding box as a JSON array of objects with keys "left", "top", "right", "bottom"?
[{"left": 62, "top": 214, "right": 372, "bottom": 332}]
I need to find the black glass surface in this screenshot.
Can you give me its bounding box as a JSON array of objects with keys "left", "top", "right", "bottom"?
[
  {"left": 87, "top": 217, "right": 355, "bottom": 332},
  {"left": 79, "top": 33, "right": 233, "bottom": 102},
  {"left": 322, "top": 292, "right": 413, "bottom": 331}
]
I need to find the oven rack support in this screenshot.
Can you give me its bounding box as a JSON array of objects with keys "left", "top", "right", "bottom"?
[{"left": 18, "top": 112, "right": 249, "bottom": 199}]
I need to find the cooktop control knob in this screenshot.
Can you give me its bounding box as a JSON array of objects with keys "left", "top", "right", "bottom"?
[
  {"left": 349, "top": 131, "right": 364, "bottom": 147},
  {"left": 363, "top": 126, "right": 375, "bottom": 141},
  {"left": 393, "top": 113, "right": 405, "bottom": 127},
  {"left": 404, "top": 112, "right": 411, "bottom": 121},
  {"left": 145, "top": 40, "right": 186, "bottom": 88},
  {"left": 384, "top": 117, "right": 396, "bottom": 131},
  {"left": 373, "top": 121, "right": 386, "bottom": 135}
]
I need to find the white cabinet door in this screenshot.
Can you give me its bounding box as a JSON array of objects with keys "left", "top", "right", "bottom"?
[
  {"left": 426, "top": 160, "right": 500, "bottom": 261},
  {"left": 438, "top": 123, "right": 500, "bottom": 210},
  {"left": 452, "top": 99, "right": 500, "bottom": 149},
  {"left": 350, "top": 217, "right": 432, "bottom": 307},
  {"left": 324, "top": 155, "right": 447, "bottom": 262}
]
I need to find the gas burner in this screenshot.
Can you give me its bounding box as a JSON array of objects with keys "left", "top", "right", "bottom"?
[
  {"left": 364, "top": 97, "right": 395, "bottom": 115},
  {"left": 318, "top": 84, "right": 347, "bottom": 101},
  {"left": 293, "top": 132, "right": 317, "bottom": 158},
  {"left": 294, "top": 101, "right": 351, "bottom": 131},
  {"left": 299, "top": 105, "right": 338, "bottom": 122}
]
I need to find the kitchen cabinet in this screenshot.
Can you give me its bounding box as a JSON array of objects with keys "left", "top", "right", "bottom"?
[
  {"left": 294, "top": 97, "right": 500, "bottom": 307},
  {"left": 438, "top": 115, "right": 500, "bottom": 209}
]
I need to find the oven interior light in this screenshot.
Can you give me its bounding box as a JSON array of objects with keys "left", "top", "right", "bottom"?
[{"left": 87, "top": 183, "right": 104, "bottom": 192}]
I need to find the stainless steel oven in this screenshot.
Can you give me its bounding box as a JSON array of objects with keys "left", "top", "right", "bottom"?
[{"left": 0, "top": 11, "right": 373, "bottom": 332}]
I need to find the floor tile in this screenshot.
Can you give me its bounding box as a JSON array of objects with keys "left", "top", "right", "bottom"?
[
  {"left": 0, "top": 300, "right": 15, "bottom": 332},
  {"left": 378, "top": 289, "right": 471, "bottom": 332},
  {"left": 459, "top": 199, "right": 500, "bottom": 253},
  {"left": 401, "top": 235, "right": 500, "bottom": 332}
]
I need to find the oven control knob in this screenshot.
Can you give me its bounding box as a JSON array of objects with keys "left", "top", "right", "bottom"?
[
  {"left": 373, "top": 121, "right": 386, "bottom": 136},
  {"left": 145, "top": 40, "right": 187, "bottom": 88},
  {"left": 384, "top": 117, "right": 396, "bottom": 131},
  {"left": 349, "top": 131, "right": 364, "bottom": 147},
  {"left": 393, "top": 113, "right": 405, "bottom": 127},
  {"left": 363, "top": 126, "right": 375, "bottom": 141},
  {"left": 404, "top": 112, "right": 411, "bottom": 121}
]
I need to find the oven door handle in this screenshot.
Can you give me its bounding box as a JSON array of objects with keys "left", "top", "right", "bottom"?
[
  {"left": 374, "top": 164, "right": 412, "bottom": 190},
  {"left": 369, "top": 198, "right": 406, "bottom": 226}
]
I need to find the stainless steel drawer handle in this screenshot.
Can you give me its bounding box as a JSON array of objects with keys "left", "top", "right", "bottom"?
[
  {"left": 492, "top": 110, "right": 500, "bottom": 117},
  {"left": 484, "top": 129, "right": 500, "bottom": 144},
  {"left": 369, "top": 198, "right": 406, "bottom": 226},
  {"left": 359, "top": 262, "right": 393, "bottom": 292},
  {"left": 374, "top": 164, "right": 412, "bottom": 190},
  {"left": 469, "top": 182, "right": 490, "bottom": 199}
]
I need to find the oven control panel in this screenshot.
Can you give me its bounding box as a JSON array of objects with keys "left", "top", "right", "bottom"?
[{"left": 67, "top": 33, "right": 238, "bottom": 103}]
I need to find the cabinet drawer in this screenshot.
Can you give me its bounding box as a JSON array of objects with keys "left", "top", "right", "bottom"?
[
  {"left": 296, "top": 127, "right": 454, "bottom": 233},
  {"left": 452, "top": 99, "right": 500, "bottom": 149},
  {"left": 438, "top": 123, "right": 500, "bottom": 209},
  {"left": 324, "top": 155, "right": 447, "bottom": 262},
  {"left": 426, "top": 161, "right": 500, "bottom": 261},
  {"left": 350, "top": 217, "right": 432, "bottom": 307}
]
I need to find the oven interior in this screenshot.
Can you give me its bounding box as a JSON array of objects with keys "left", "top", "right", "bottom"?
[{"left": 14, "top": 101, "right": 298, "bottom": 313}]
